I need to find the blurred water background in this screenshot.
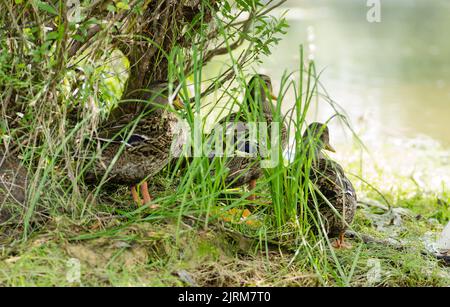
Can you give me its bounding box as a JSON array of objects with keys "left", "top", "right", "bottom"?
[
  {"left": 262, "top": 0, "right": 450, "bottom": 149},
  {"left": 200, "top": 0, "right": 450, "bottom": 193}
]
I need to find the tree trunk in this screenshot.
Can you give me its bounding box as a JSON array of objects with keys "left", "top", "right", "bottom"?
[{"left": 119, "top": 0, "right": 216, "bottom": 100}]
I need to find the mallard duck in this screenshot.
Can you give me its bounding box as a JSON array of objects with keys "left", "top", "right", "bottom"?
[
  {"left": 86, "top": 82, "right": 185, "bottom": 206},
  {"left": 303, "top": 122, "right": 357, "bottom": 248},
  {"left": 209, "top": 74, "right": 287, "bottom": 201}
]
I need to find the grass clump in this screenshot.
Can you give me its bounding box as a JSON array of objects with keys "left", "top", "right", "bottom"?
[{"left": 0, "top": 1, "right": 448, "bottom": 287}]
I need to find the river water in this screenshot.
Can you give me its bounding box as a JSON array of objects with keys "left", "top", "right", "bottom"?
[
  {"left": 200, "top": 0, "right": 450, "bottom": 192},
  {"left": 261, "top": 0, "right": 450, "bottom": 148}
]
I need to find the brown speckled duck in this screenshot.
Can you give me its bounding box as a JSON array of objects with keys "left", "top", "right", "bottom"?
[
  {"left": 86, "top": 82, "right": 185, "bottom": 206},
  {"left": 209, "top": 74, "right": 287, "bottom": 201},
  {"left": 303, "top": 122, "right": 357, "bottom": 249}
]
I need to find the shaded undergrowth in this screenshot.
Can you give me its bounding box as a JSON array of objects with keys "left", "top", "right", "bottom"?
[
  {"left": 0, "top": 176, "right": 449, "bottom": 286},
  {"left": 0, "top": 1, "right": 448, "bottom": 287}
]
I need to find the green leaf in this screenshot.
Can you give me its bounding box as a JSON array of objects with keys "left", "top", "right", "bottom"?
[
  {"left": 223, "top": 1, "right": 231, "bottom": 13},
  {"left": 46, "top": 31, "right": 61, "bottom": 41},
  {"left": 107, "top": 4, "right": 116, "bottom": 12},
  {"left": 35, "top": 0, "right": 58, "bottom": 15},
  {"left": 116, "top": 2, "right": 130, "bottom": 10},
  {"left": 86, "top": 18, "right": 101, "bottom": 26},
  {"left": 72, "top": 34, "right": 85, "bottom": 42}
]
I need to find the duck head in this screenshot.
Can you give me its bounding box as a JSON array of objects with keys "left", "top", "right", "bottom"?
[
  {"left": 144, "top": 82, "right": 184, "bottom": 110},
  {"left": 244, "top": 74, "right": 278, "bottom": 117},
  {"left": 302, "top": 122, "right": 336, "bottom": 157}
]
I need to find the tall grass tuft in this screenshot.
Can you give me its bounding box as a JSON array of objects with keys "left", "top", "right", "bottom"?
[{"left": 0, "top": 0, "right": 363, "bottom": 286}]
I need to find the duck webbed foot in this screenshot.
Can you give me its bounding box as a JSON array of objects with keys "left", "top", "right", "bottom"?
[
  {"left": 246, "top": 179, "right": 257, "bottom": 202},
  {"left": 131, "top": 185, "right": 142, "bottom": 206},
  {"left": 331, "top": 232, "right": 353, "bottom": 249},
  {"left": 141, "top": 182, "right": 152, "bottom": 204},
  {"left": 130, "top": 182, "right": 158, "bottom": 208}
]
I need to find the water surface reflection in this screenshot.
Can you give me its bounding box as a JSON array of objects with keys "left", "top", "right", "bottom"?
[{"left": 261, "top": 0, "right": 450, "bottom": 147}]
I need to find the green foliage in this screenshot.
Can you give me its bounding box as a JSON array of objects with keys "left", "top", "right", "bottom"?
[
  {"left": 0, "top": 0, "right": 290, "bottom": 236},
  {"left": 0, "top": 0, "right": 448, "bottom": 287}
]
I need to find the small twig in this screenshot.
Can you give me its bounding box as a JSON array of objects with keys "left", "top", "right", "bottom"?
[
  {"left": 345, "top": 230, "right": 404, "bottom": 250},
  {"left": 357, "top": 200, "right": 389, "bottom": 211},
  {"left": 67, "top": 0, "right": 139, "bottom": 59},
  {"left": 201, "top": 13, "right": 253, "bottom": 65}
]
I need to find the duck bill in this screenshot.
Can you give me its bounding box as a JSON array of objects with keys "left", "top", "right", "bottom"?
[
  {"left": 270, "top": 92, "right": 278, "bottom": 101},
  {"left": 325, "top": 142, "right": 336, "bottom": 153},
  {"left": 173, "top": 97, "right": 185, "bottom": 110}
]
